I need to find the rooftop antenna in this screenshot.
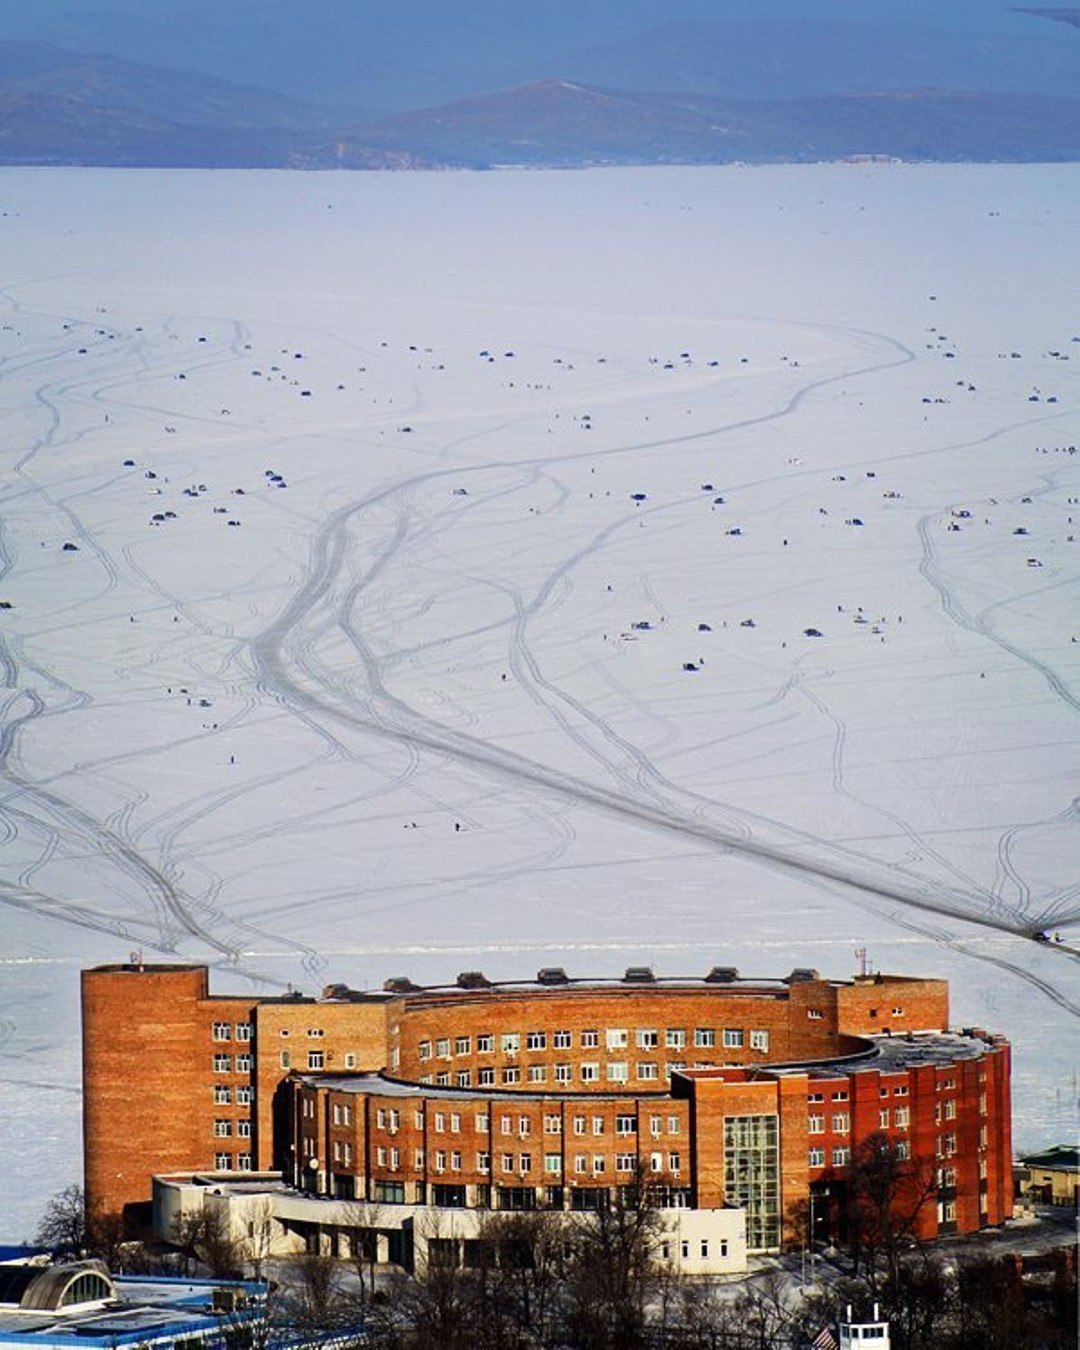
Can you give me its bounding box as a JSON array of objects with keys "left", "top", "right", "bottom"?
[
  {"left": 855, "top": 946, "right": 870, "bottom": 977},
  {"left": 129, "top": 949, "right": 144, "bottom": 971}
]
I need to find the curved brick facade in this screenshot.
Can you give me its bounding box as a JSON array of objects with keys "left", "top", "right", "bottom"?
[{"left": 82, "top": 963, "right": 1010, "bottom": 1250}]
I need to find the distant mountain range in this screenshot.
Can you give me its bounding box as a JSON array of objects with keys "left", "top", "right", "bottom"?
[{"left": 0, "top": 6, "right": 1077, "bottom": 169}]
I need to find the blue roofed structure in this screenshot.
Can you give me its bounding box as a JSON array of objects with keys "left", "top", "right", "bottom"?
[{"left": 0, "top": 1261, "right": 268, "bottom": 1350}]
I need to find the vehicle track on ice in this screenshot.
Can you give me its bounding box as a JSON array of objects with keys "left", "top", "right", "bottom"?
[{"left": 249, "top": 324, "right": 1079, "bottom": 991}]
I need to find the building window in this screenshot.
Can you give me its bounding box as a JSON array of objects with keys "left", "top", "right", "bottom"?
[
  {"left": 307, "top": 1051, "right": 324, "bottom": 1070},
  {"left": 450, "top": 1113, "right": 461, "bottom": 1133},
  {"left": 435, "top": 1150, "right": 447, "bottom": 1173},
  {"left": 455, "top": 1036, "right": 471, "bottom": 1055},
  {"left": 526, "top": 1031, "right": 547, "bottom": 1051},
  {"left": 214, "top": 1085, "right": 231, "bottom": 1105},
  {"left": 895, "top": 1106, "right": 910, "bottom": 1128},
  {"left": 895, "top": 1085, "right": 908, "bottom": 1097},
  {"left": 592, "top": 1156, "right": 606, "bottom": 1174},
  {"left": 528, "top": 1065, "right": 547, "bottom": 1084},
  {"left": 237, "top": 1153, "right": 252, "bottom": 1172},
  {"left": 832, "top": 1147, "right": 850, "bottom": 1166},
  {"left": 616, "top": 1115, "right": 635, "bottom": 1136},
  {"left": 544, "top": 1114, "right": 561, "bottom": 1134},
  {"left": 831, "top": 1090, "right": 848, "bottom": 1102},
  {"left": 414, "top": 1149, "right": 425, "bottom": 1169},
  {"left": 456, "top": 1070, "right": 472, "bottom": 1087},
  {"left": 880, "top": 1109, "right": 890, "bottom": 1129},
  {"left": 896, "top": 1140, "right": 910, "bottom": 1160},
  {"left": 607, "top": 1062, "right": 629, "bottom": 1083},
  {"left": 650, "top": 1151, "right": 664, "bottom": 1172},
  {"left": 808, "top": 1114, "right": 825, "bottom": 1134},
  {"left": 500, "top": 1116, "right": 513, "bottom": 1136},
  {"left": 808, "top": 1148, "right": 825, "bottom": 1167},
  {"left": 215, "top": 1152, "right": 231, "bottom": 1170},
  {"left": 501, "top": 1154, "right": 515, "bottom": 1174},
  {"left": 436, "top": 1038, "right": 451, "bottom": 1059},
  {"left": 307, "top": 1028, "right": 324, "bottom": 1039},
  {"left": 723, "top": 1029, "right": 744, "bottom": 1049},
  {"left": 637, "top": 1062, "right": 659, "bottom": 1080},
  {"left": 592, "top": 1117, "right": 605, "bottom": 1136},
  {"left": 694, "top": 1028, "right": 715, "bottom": 1048},
  {"left": 606, "top": 1028, "right": 628, "bottom": 1050},
  {"left": 518, "top": 1117, "right": 531, "bottom": 1137},
  {"left": 213, "top": 1054, "right": 231, "bottom": 1073},
  {"left": 344, "top": 1053, "right": 357, "bottom": 1070},
  {"left": 477, "top": 1152, "right": 490, "bottom": 1173},
  {"left": 749, "top": 1029, "right": 770, "bottom": 1052},
  {"left": 545, "top": 1153, "right": 562, "bottom": 1174},
  {"left": 581, "top": 1062, "right": 599, "bottom": 1083},
  {"left": 668, "top": 1152, "right": 681, "bottom": 1174},
  {"left": 832, "top": 1114, "right": 850, "bottom": 1133},
  {"left": 555, "top": 1063, "right": 572, "bottom": 1084},
  {"left": 478, "top": 1068, "right": 495, "bottom": 1086},
  {"left": 502, "top": 1067, "right": 520, "bottom": 1085},
  {"left": 581, "top": 1029, "right": 599, "bottom": 1048},
  {"left": 519, "top": 1153, "right": 532, "bottom": 1173},
  {"left": 234, "top": 1053, "right": 251, "bottom": 1072},
  {"left": 807, "top": 1009, "right": 823, "bottom": 1021},
  {"left": 235, "top": 1023, "right": 251, "bottom": 1042},
  {"left": 944, "top": 1100, "right": 957, "bottom": 1120},
  {"left": 238, "top": 1119, "right": 252, "bottom": 1138},
  {"left": 573, "top": 1116, "right": 587, "bottom": 1136},
  {"left": 477, "top": 1034, "right": 493, "bottom": 1053},
  {"left": 575, "top": 1155, "right": 588, "bottom": 1174},
  {"left": 636, "top": 1028, "right": 659, "bottom": 1048},
  {"left": 212, "top": 1022, "right": 231, "bottom": 1042},
  {"left": 501, "top": 1033, "right": 520, "bottom": 1054},
  {"left": 724, "top": 1114, "right": 780, "bottom": 1252},
  {"left": 891, "top": 1006, "right": 905, "bottom": 1017},
  {"left": 616, "top": 1153, "right": 635, "bottom": 1172},
  {"left": 214, "top": 1119, "right": 232, "bottom": 1137},
  {"left": 553, "top": 1030, "right": 572, "bottom": 1049},
  {"left": 665, "top": 1029, "right": 686, "bottom": 1049}
]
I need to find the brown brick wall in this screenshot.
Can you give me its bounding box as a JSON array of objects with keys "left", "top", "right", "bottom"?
[{"left": 82, "top": 965, "right": 251, "bottom": 1221}]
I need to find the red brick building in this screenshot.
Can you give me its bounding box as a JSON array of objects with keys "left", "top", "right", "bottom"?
[{"left": 82, "top": 962, "right": 1012, "bottom": 1250}]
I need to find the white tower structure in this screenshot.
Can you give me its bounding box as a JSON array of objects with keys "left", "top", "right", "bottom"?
[{"left": 838, "top": 1304, "right": 891, "bottom": 1348}]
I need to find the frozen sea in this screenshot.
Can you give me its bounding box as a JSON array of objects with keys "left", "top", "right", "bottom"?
[{"left": 0, "top": 164, "right": 1077, "bottom": 1238}]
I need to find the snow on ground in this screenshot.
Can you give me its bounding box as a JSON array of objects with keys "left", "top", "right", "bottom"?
[{"left": 0, "top": 164, "right": 1077, "bottom": 1237}]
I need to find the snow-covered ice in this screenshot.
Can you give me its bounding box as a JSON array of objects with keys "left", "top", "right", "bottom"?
[{"left": 0, "top": 164, "right": 1077, "bottom": 1237}]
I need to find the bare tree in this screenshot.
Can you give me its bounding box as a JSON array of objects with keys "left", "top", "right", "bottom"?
[
  {"left": 560, "top": 1181, "right": 667, "bottom": 1349},
  {"left": 844, "top": 1132, "right": 935, "bottom": 1293}
]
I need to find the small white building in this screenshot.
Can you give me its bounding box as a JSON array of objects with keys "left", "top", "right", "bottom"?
[{"left": 153, "top": 1171, "right": 748, "bottom": 1277}]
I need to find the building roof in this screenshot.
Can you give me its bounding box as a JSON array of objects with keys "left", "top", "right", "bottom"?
[
  {"left": 0, "top": 1269, "right": 264, "bottom": 1348},
  {"left": 1020, "top": 1145, "right": 1080, "bottom": 1173}
]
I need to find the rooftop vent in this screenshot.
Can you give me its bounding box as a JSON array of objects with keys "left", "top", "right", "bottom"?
[
  {"left": 537, "top": 967, "right": 569, "bottom": 985},
  {"left": 457, "top": 971, "right": 491, "bottom": 990},
  {"left": 322, "top": 983, "right": 350, "bottom": 1000},
  {"left": 623, "top": 966, "right": 655, "bottom": 984},
  {"left": 783, "top": 967, "right": 820, "bottom": 984},
  {"left": 383, "top": 977, "right": 420, "bottom": 994},
  {"left": 705, "top": 966, "right": 740, "bottom": 984}
]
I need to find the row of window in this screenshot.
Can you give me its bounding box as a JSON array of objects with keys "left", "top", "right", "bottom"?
[
  {"left": 281, "top": 1050, "right": 359, "bottom": 1071},
  {"left": 213, "top": 1053, "right": 252, "bottom": 1073},
  {"left": 366, "top": 1148, "right": 682, "bottom": 1176},
  {"left": 368, "top": 1108, "right": 682, "bottom": 1137},
  {"left": 660, "top": 1238, "right": 730, "bottom": 1262},
  {"left": 213, "top": 1084, "right": 253, "bottom": 1105},
  {"left": 418, "top": 1027, "right": 771, "bottom": 1058},
  {"left": 214, "top": 1118, "right": 252, "bottom": 1138},
  {"left": 808, "top": 1114, "right": 851, "bottom": 1134},
  {"left": 419, "top": 1061, "right": 686, "bottom": 1087},
  {"left": 211, "top": 1022, "right": 252, "bottom": 1042},
  {"left": 214, "top": 1151, "right": 253, "bottom": 1170}
]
